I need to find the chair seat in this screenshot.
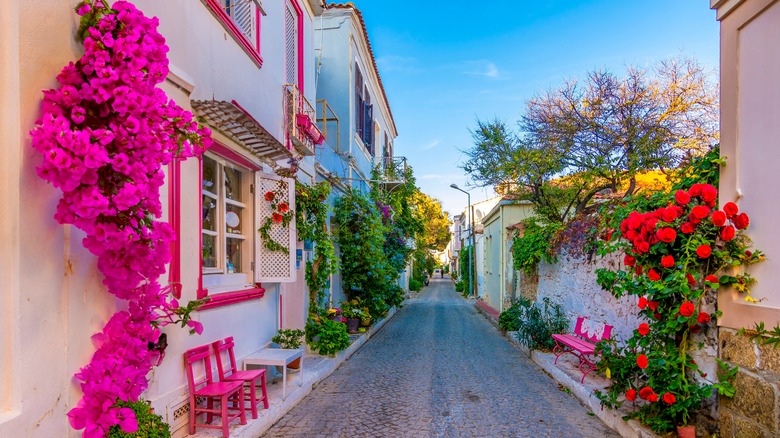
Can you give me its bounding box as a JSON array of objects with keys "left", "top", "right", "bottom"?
[
  {"left": 194, "top": 381, "right": 243, "bottom": 397},
  {"left": 224, "top": 369, "right": 265, "bottom": 382}
]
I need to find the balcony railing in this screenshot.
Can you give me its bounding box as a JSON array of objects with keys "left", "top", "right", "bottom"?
[
  {"left": 283, "top": 84, "right": 324, "bottom": 156},
  {"left": 375, "top": 156, "right": 408, "bottom": 191}
]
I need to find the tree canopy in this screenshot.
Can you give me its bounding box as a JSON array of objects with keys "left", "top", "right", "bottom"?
[{"left": 462, "top": 57, "right": 719, "bottom": 223}]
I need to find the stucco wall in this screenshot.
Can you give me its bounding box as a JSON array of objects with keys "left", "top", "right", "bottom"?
[{"left": 537, "top": 252, "right": 639, "bottom": 342}]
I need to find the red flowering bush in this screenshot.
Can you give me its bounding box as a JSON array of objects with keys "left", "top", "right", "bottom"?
[
  {"left": 594, "top": 150, "right": 764, "bottom": 432},
  {"left": 258, "top": 185, "right": 294, "bottom": 252},
  {"left": 30, "top": 1, "right": 210, "bottom": 436}
]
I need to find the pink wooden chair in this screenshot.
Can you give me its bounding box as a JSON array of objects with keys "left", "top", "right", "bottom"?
[
  {"left": 212, "top": 337, "right": 269, "bottom": 419},
  {"left": 184, "top": 345, "right": 247, "bottom": 437}
]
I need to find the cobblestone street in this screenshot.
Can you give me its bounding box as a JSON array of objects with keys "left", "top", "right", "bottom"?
[{"left": 263, "top": 277, "right": 619, "bottom": 437}]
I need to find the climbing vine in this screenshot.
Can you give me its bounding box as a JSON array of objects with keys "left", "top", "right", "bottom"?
[
  {"left": 295, "top": 181, "right": 335, "bottom": 311},
  {"left": 258, "top": 182, "right": 294, "bottom": 252},
  {"left": 30, "top": 1, "right": 209, "bottom": 435}
]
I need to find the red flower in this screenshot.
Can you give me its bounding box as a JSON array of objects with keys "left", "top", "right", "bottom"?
[
  {"left": 696, "top": 244, "right": 712, "bottom": 258},
  {"left": 648, "top": 269, "right": 661, "bottom": 281},
  {"left": 704, "top": 274, "right": 719, "bottom": 284},
  {"left": 686, "top": 273, "right": 696, "bottom": 286},
  {"left": 721, "top": 225, "right": 736, "bottom": 242},
  {"left": 637, "top": 354, "right": 649, "bottom": 369},
  {"left": 264, "top": 191, "right": 275, "bottom": 201},
  {"left": 647, "top": 393, "right": 659, "bottom": 403},
  {"left": 663, "top": 392, "right": 677, "bottom": 405},
  {"left": 661, "top": 207, "right": 679, "bottom": 223},
  {"left": 723, "top": 202, "right": 739, "bottom": 218},
  {"left": 624, "top": 255, "right": 636, "bottom": 267},
  {"left": 638, "top": 297, "right": 648, "bottom": 309},
  {"left": 700, "top": 184, "right": 718, "bottom": 203},
  {"left": 635, "top": 266, "right": 643, "bottom": 276},
  {"left": 656, "top": 227, "right": 677, "bottom": 243},
  {"left": 675, "top": 190, "right": 691, "bottom": 205},
  {"left": 639, "top": 386, "right": 654, "bottom": 400},
  {"left": 734, "top": 213, "right": 750, "bottom": 230},
  {"left": 680, "top": 222, "right": 695, "bottom": 234},
  {"left": 654, "top": 312, "right": 662, "bottom": 320},
  {"left": 626, "top": 230, "right": 639, "bottom": 242},
  {"left": 625, "top": 389, "right": 637, "bottom": 401},
  {"left": 689, "top": 184, "right": 703, "bottom": 196},
  {"left": 711, "top": 210, "right": 727, "bottom": 227},
  {"left": 636, "top": 241, "right": 650, "bottom": 254},
  {"left": 620, "top": 218, "right": 630, "bottom": 233},
  {"left": 272, "top": 213, "right": 283, "bottom": 223},
  {"left": 661, "top": 255, "right": 675, "bottom": 268},
  {"left": 278, "top": 202, "right": 289, "bottom": 213},
  {"left": 698, "top": 312, "right": 711, "bottom": 324},
  {"left": 638, "top": 323, "right": 650, "bottom": 336},
  {"left": 648, "top": 301, "right": 659, "bottom": 311},
  {"left": 691, "top": 205, "right": 711, "bottom": 219},
  {"left": 679, "top": 301, "right": 695, "bottom": 317}
]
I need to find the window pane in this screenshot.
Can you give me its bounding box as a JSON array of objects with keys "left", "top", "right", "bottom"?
[
  {"left": 226, "top": 238, "right": 243, "bottom": 273},
  {"left": 203, "top": 156, "right": 217, "bottom": 192},
  {"left": 224, "top": 166, "right": 242, "bottom": 201},
  {"left": 226, "top": 204, "right": 244, "bottom": 234},
  {"left": 202, "top": 194, "right": 217, "bottom": 231},
  {"left": 202, "top": 234, "right": 217, "bottom": 268}
]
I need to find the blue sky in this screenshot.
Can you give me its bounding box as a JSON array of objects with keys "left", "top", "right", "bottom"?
[{"left": 353, "top": 0, "right": 720, "bottom": 217}]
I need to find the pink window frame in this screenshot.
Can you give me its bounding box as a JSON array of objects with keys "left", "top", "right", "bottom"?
[
  {"left": 196, "top": 142, "right": 266, "bottom": 310},
  {"left": 204, "top": 0, "right": 264, "bottom": 68},
  {"left": 168, "top": 159, "right": 183, "bottom": 299},
  {"left": 288, "top": 0, "right": 304, "bottom": 92}
]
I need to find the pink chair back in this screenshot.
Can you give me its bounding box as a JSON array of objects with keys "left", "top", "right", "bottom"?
[
  {"left": 212, "top": 337, "right": 239, "bottom": 381},
  {"left": 184, "top": 345, "right": 216, "bottom": 392}
]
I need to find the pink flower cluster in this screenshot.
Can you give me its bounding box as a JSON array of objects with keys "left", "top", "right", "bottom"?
[{"left": 30, "top": 1, "right": 210, "bottom": 436}]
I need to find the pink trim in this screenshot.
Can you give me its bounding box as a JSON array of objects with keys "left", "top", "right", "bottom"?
[
  {"left": 199, "top": 286, "right": 266, "bottom": 311},
  {"left": 204, "top": 0, "right": 264, "bottom": 68},
  {"left": 197, "top": 156, "right": 207, "bottom": 300},
  {"left": 168, "top": 159, "right": 183, "bottom": 299},
  {"left": 209, "top": 141, "right": 262, "bottom": 172},
  {"left": 255, "top": 7, "right": 261, "bottom": 52},
  {"left": 289, "top": 0, "right": 304, "bottom": 93}
]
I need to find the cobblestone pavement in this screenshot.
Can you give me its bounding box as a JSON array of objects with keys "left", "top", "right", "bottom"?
[{"left": 263, "top": 277, "right": 619, "bottom": 437}]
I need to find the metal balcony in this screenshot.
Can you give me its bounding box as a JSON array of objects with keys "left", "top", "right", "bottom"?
[{"left": 283, "top": 84, "right": 324, "bottom": 157}]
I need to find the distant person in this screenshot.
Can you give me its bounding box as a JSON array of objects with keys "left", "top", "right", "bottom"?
[{"left": 441, "top": 269, "right": 444, "bottom": 278}]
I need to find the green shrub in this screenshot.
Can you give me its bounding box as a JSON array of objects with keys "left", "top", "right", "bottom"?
[
  {"left": 512, "top": 219, "right": 562, "bottom": 275},
  {"left": 409, "top": 278, "right": 422, "bottom": 291},
  {"left": 305, "top": 319, "right": 350, "bottom": 356},
  {"left": 454, "top": 280, "right": 464, "bottom": 292},
  {"left": 107, "top": 400, "right": 170, "bottom": 438},
  {"left": 514, "top": 297, "right": 568, "bottom": 350},
  {"left": 498, "top": 297, "right": 531, "bottom": 331}
]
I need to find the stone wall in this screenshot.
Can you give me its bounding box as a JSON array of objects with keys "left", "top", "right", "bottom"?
[
  {"left": 536, "top": 252, "right": 640, "bottom": 342},
  {"left": 719, "top": 328, "right": 780, "bottom": 437}
]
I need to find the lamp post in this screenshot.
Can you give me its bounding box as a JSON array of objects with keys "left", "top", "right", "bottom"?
[{"left": 450, "top": 184, "right": 475, "bottom": 298}]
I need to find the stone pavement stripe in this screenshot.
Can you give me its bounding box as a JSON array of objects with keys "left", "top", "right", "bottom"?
[{"left": 263, "top": 276, "right": 620, "bottom": 438}]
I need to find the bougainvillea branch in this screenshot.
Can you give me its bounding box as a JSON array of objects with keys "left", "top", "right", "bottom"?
[{"left": 30, "top": 1, "right": 211, "bottom": 436}]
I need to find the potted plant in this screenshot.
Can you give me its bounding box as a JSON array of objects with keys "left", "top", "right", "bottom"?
[
  {"left": 340, "top": 300, "right": 364, "bottom": 334},
  {"left": 325, "top": 307, "right": 342, "bottom": 322},
  {"left": 359, "top": 306, "right": 372, "bottom": 328},
  {"left": 271, "top": 328, "right": 305, "bottom": 369}
]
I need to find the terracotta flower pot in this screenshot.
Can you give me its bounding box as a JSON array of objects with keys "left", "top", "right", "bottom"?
[
  {"left": 287, "top": 357, "right": 301, "bottom": 370},
  {"left": 676, "top": 425, "right": 695, "bottom": 438}
]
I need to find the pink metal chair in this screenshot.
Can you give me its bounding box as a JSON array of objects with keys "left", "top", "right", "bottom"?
[
  {"left": 212, "top": 337, "right": 269, "bottom": 419},
  {"left": 184, "top": 345, "right": 247, "bottom": 437}
]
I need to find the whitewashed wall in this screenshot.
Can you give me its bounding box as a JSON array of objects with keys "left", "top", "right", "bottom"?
[{"left": 536, "top": 252, "right": 640, "bottom": 342}]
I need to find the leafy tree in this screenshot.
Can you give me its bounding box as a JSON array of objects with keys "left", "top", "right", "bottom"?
[
  {"left": 463, "top": 57, "right": 718, "bottom": 222},
  {"left": 411, "top": 192, "right": 451, "bottom": 251}
]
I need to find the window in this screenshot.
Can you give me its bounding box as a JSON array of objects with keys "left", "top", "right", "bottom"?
[
  {"left": 354, "top": 64, "right": 374, "bottom": 153},
  {"left": 284, "top": 0, "right": 304, "bottom": 90},
  {"left": 204, "top": 0, "right": 264, "bottom": 67},
  {"left": 201, "top": 154, "right": 253, "bottom": 291}
]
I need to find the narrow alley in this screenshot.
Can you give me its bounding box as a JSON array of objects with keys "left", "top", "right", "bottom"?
[{"left": 263, "top": 277, "right": 619, "bottom": 437}]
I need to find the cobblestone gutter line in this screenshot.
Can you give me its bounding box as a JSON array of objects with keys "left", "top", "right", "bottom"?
[{"left": 474, "top": 302, "right": 659, "bottom": 438}]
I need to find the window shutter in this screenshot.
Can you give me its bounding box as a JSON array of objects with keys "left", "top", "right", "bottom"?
[
  {"left": 254, "top": 173, "right": 296, "bottom": 283},
  {"left": 284, "top": 4, "right": 297, "bottom": 85},
  {"left": 233, "top": 0, "right": 253, "bottom": 40}
]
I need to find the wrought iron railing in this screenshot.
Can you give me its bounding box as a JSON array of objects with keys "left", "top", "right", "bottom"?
[{"left": 283, "top": 84, "right": 323, "bottom": 156}]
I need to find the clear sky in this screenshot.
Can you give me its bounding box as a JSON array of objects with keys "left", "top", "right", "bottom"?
[{"left": 352, "top": 0, "right": 720, "bottom": 218}]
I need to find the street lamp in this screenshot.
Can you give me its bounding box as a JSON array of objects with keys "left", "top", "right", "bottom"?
[{"left": 450, "top": 184, "right": 476, "bottom": 298}]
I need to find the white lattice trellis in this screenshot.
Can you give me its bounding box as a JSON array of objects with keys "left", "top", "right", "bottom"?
[{"left": 255, "top": 173, "right": 296, "bottom": 283}]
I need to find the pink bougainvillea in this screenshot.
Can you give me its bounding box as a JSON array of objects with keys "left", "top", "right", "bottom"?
[{"left": 31, "top": 1, "right": 211, "bottom": 436}]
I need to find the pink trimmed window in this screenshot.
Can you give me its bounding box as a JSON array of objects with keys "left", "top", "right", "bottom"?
[
  {"left": 284, "top": 0, "right": 304, "bottom": 91},
  {"left": 198, "top": 145, "right": 265, "bottom": 309},
  {"left": 204, "top": 0, "right": 265, "bottom": 67}
]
